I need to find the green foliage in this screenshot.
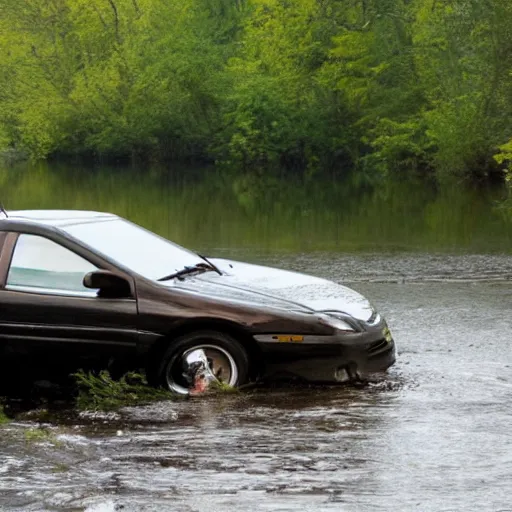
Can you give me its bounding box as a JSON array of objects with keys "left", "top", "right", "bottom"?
[
  {"left": 73, "top": 368, "right": 240, "bottom": 410},
  {"left": 1, "top": 0, "right": 512, "bottom": 181},
  {"left": 0, "top": 405, "right": 9, "bottom": 425},
  {"left": 362, "top": 117, "right": 433, "bottom": 176},
  {"left": 412, "top": 0, "right": 512, "bottom": 180},
  {"left": 214, "top": 0, "right": 342, "bottom": 171},
  {"left": 210, "top": 380, "right": 239, "bottom": 393},
  {"left": 0, "top": 0, "right": 226, "bottom": 160},
  {"left": 24, "top": 427, "right": 59, "bottom": 445},
  {"left": 494, "top": 141, "right": 512, "bottom": 169},
  {"left": 74, "top": 370, "right": 172, "bottom": 411},
  {"left": 494, "top": 140, "right": 512, "bottom": 217}
]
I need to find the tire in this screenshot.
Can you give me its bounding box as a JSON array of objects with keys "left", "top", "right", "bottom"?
[{"left": 155, "top": 330, "right": 250, "bottom": 395}]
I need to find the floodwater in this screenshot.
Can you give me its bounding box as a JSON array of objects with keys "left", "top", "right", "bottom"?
[
  {"left": 1, "top": 164, "right": 512, "bottom": 511},
  {"left": 1, "top": 253, "right": 512, "bottom": 512}
]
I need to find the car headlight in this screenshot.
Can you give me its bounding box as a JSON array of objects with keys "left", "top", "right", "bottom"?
[
  {"left": 318, "top": 313, "right": 356, "bottom": 332},
  {"left": 327, "top": 317, "right": 356, "bottom": 332}
]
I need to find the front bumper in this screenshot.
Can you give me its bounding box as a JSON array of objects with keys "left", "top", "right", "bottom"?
[{"left": 253, "top": 319, "right": 396, "bottom": 383}]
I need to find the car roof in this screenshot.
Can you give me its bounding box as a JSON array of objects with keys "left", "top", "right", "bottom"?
[{"left": 2, "top": 210, "right": 117, "bottom": 228}]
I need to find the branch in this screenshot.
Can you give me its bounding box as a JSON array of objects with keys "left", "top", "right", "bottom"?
[
  {"left": 131, "top": 0, "right": 142, "bottom": 18},
  {"left": 107, "top": 0, "right": 120, "bottom": 43},
  {"left": 92, "top": 5, "right": 108, "bottom": 28},
  {"left": 29, "top": 45, "right": 77, "bottom": 106}
]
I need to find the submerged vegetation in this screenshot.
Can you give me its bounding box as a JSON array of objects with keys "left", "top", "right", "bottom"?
[
  {"left": 210, "top": 380, "right": 239, "bottom": 394},
  {"left": 0, "top": 404, "right": 9, "bottom": 425},
  {"left": 74, "top": 370, "right": 172, "bottom": 411},
  {"left": 1, "top": 0, "right": 512, "bottom": 184},
  {"left": 24, "top": 426, "right": 60, "bottom": 445},
  {"left": 74, "top": 370, "right": 239, "bottom": 410}
]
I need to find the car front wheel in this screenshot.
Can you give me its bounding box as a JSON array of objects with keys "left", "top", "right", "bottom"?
[{"left": 157, "top": 331, "right": 250, "bottom": 395}]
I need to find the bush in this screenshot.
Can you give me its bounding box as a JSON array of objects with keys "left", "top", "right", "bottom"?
[{"left": 74, "top": 370, "right": 172, "bottom": 411}]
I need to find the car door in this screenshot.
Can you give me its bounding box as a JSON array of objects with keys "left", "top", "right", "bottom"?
[{"left": 0, "top": 231, "right": 138, "bottom": 373}]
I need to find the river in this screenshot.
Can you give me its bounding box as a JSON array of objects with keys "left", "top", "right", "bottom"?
[{"left": 0, "top": 163, "right": 511, "bottom": 511}]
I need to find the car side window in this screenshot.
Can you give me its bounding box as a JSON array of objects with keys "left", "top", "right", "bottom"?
[{"left": 6, "top": 234, "right": 97, "bottom": 294}]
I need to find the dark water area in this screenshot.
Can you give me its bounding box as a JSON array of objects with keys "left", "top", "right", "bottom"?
[{"left": 1, "top": 163, "right": 512, "bottom": 511}]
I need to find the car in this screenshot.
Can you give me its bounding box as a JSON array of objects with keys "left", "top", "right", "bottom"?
[{"left": 0, "top": 209, "right": 395, "bottom": 395}]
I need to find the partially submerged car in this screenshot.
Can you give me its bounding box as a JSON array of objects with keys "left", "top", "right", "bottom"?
[{"left": 0, "top": 210, "right": 395, "bottom": 394}]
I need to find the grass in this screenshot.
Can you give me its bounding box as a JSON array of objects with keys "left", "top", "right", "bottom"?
[
  {"left": 210, "top": 380, "right": 239, "bottom": 394},
  {"left": 24, "top": 426, "right": 60, "bottom": 445},
  {"left": 0, "top": 404, "right": 9, "bottom": 425}
]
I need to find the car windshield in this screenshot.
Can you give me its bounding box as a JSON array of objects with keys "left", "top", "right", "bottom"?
[{"left": 62, "top": 218, "right": 203, "bottom": 280}]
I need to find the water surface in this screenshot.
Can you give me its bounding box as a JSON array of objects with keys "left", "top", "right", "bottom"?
[
  {"left": 1, "top": 253, "right": 511, "bottom": 511},
  {"left": 0, "top": 164, "right": 511, "bottom": 511}
]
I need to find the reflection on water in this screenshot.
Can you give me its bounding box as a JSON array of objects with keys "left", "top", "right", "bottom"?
[{"left": 1, "top": 162, "right": 511, "bottom": 253}]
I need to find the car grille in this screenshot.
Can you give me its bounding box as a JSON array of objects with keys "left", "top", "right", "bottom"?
[{"left": 367, "top": 338, "right": 389, "bottom": 355}]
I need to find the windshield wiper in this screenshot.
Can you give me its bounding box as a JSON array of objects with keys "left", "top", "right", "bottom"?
[
  {"left": 197, "top": 253, "right": 222, "bottom": 276},
  {"left": 158, "top": 262, "right": 217, "bottom": 282}
]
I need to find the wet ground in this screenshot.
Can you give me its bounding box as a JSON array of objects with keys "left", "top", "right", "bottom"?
[{"left": 1, "top": 253, "right": 512, "bottom": 512}]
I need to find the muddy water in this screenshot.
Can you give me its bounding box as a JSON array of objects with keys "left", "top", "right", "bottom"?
[{"left": 1, "top": 253, "right": 512, "bottom": 512}]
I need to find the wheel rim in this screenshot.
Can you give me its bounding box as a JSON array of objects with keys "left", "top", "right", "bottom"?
[{"left": 165, "top": 344, "right": 239, "bottom": 395}]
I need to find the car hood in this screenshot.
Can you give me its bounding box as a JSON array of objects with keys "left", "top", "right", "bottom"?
[{"left": 166, "top": 258, "right": 374, "bottom": 322}]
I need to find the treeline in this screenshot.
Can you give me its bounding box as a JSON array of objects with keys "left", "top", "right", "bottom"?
[{"left": 1, "top": 0, "right": 512, "bottom": 181}]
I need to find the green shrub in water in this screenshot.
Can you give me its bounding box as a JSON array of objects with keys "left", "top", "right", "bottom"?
[{"left": 74, "top": 370, "right": 172, "bottom": 411}]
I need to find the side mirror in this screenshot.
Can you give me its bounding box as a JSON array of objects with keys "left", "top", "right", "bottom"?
[{"left": 83, "top": 270, "right": 132, "bottom": 298}]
